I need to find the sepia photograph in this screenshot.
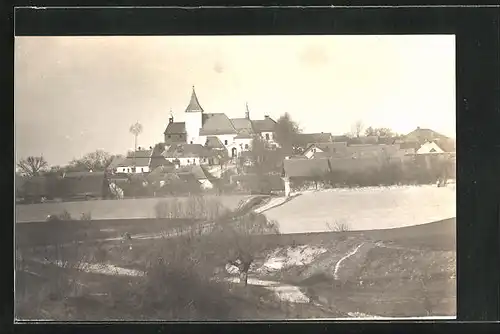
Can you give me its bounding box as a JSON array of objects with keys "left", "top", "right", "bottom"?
[{"left": 15, "top": 35, "right": 456, "bottom": 321}]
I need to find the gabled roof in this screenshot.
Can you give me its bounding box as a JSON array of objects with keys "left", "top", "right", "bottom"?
[
  {"left": 230, "top": 117, "right": 256, "bottom": 139},
  {"left": 305, "top": 142, "right": 348, "bottom": 153},
  {"left": 296, "top": 133, "right": 333, "bottom": 146},
  {"left": 62, "top": 173, "right": 107, "bottom": 196},
  {"left": 283, "top": 158, "right": 331, "bottom": 178},
  {"left": 251, "top": 117, "right": 276, "bottom": 133},
  {"left": 147, "top": 165, "right": 210, "bottom": 184},
  {"left": 205, "top": 136, "right": 225, "bottom": 149},
  {"left": 178, "top": 165, "right": 209, "bottom": 180},
  {"left": 185, "top": 86, "right": 204, "bottom": 113},
  {"left": 231, "top": 118, "right": 255, "bottom": 132},
  {"left": 107, "top": 156, "right": 126, "bottom": 170},
  {"left": 164, "top": 122, "right": 186, "bottom": 135},
  {"left": 435, "top": 138, "right": 456, "bottom": 152},
  {"left": 127, "top": 150, "right": 152, "bottom": 159},
  {"left": 235, "top": 132, "right": 254, "bottom": 139},
  {"left": 63, "top": 171, "right": 107, "bottom": 178},
  {"left": 163, "top": 144, "right": 216, "bottom": 158},
  {"left": 199, "top": 113, "right": 237, "bottom": 135},
  {"left": 404, "top": 127, "right": 450, "bottom": 143},
  {"left": 114, "top": 150, "right": 152, "bottom": 167}
]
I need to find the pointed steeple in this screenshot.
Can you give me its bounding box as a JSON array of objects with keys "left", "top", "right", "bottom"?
[
  {"left": 185, "top": 86, "right": 204, "bottom": 113},
  {"left": 169, "top": 108, "right": 174, "bottom": 123},
  {"left": 245, "top": 102, "right": 250, "bottom": 119}
]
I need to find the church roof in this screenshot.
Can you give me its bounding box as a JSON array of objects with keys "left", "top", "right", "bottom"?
[
  {"left": 185, "top": 86, "right": 204, "bottom": 113},
  {"left": 164, "top": 122, "right": 186, "bottom": 135},
  {"left": 199, "top": 113, "right": 238, "bottom": 135},
  {"left": 231, "top": 118, "right": 255, "bottom": 133}
]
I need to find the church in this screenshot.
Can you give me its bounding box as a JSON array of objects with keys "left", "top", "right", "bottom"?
[{"left": 164, "top": 86, "right": 278, "bottom": 159}]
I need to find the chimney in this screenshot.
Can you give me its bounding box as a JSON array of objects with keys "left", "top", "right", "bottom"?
[{"left": 245, "top": 102, "right": 250, "bottom": 119}]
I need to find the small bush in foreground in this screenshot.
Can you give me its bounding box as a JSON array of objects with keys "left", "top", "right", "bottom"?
[
  {"left": 326, "top": 219, "right": 351, "bottom": 232},
  {"left": 154, "top": 195, "right": 228, "bottom": 221},
  {"left": 46, "top": 209, "right": 73, "bottom": 221}
]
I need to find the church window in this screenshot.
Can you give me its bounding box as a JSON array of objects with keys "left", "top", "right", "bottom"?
[
  {"left": 265, "top": 133, "right": 270, "bottom": 140},
  {"left": 168, "top": 135, "right": 171, "bottom": 138},
  {"left": 245, "top": 144, "right": 249, "bottom": 149},
  {"left": 190, "top": 141, "right": 193, "bottom": 144},
  {"left": 224, "top": 140, "right": 228, "bottom": 145}
]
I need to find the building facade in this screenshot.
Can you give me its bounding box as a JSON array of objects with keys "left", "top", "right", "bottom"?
[{"left": 163, "top": 87, "right": 278, "bottom": 158}]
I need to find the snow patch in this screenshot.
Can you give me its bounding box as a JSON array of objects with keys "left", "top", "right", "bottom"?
[
  {"left": 256, "top": 245, "right": 327, "bottom": 273},
  {"left": 224, "top": 277, "right": 310, "bottom": 303},
  {"left": 38, "top": 259, "right": 145, "bottom": 277}
]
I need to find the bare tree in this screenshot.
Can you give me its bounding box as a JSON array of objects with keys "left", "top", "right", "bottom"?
[
  {"left": 68, "top": 150, "right": 117, "bottom": 172},
  {"left": 129, "top": 122, "right": 143, "bottom": 166},
  {"left": 17, "top": 156, "right": 49, "bottom": 177},
  {"left": 352, "top": 120, "right": 364, "bottom": 138},
  {"left": 221, "top": 213, "right": 280, "bottom": 286}
]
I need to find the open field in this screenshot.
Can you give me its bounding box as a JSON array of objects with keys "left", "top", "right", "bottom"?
[
  {"left": 15, "top": 195, "right": 253, "bottom": 223},
  {"left": 264, "top": 185, "right": 456, "bottom": 233},
  {"left": 16, "top": 215, "right": 456, "bottom": 320}
]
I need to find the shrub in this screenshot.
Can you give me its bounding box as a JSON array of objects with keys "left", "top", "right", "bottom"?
[
  {"left": 46, "top": 209, "right": 73, "bottom": 221},
  {"left": 79, "top": 212, "right": 92, "bottom": 221},
  {"left": 326, "top": 219, "right": 351, "bottom": 232},
  {"left": 154, "top": 196, "right": 228, "bottom": 221}
]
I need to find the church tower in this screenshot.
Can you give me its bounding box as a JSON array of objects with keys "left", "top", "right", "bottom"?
[{"left": 184, "top": 86, "right": 204, "bottom": 144}]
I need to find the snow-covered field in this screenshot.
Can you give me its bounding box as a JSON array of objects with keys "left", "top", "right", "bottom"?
[
  {"left": 265, "top": 185, "right": 456, "bottom": 234},
  {"left": 15, "top": 195, "right": 252, "bottom": 223}
]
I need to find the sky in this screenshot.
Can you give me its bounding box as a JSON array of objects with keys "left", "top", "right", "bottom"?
[{"left": 15, "top": 35, "right": 455, "bottom": 166}]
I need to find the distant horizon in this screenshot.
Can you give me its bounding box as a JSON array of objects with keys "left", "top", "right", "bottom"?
[{"left": 15, "top": 35, "right": 455, "bottom": 166}]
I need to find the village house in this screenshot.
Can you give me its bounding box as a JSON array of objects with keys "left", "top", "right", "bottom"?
[
  {"left": 303, "top": 142, "right": 348, "bottom": 159},
  {"left": 163, "top": 87, "right": 278, "bottom": 159},
  {"left": 61, "top": 171, "right": 111, "bottom": 200},
  {"left": 109, "top": 148, "right": 153, "bottom": 174},
  {"left": 148, "top": 164, "right": 215, "bottom": 194},
  {"left": 162, "top": 143, "right": 222, "bottom": 167}
]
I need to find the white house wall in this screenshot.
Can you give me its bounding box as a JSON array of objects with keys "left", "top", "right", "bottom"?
[
  {"left": 417, "top": 142, "right": 444, "bottom": 154},
  {"left": 116, "top": 166, "right": 150, "bottom": 173}
]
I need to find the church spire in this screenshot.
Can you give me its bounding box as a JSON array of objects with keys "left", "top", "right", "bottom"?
[
  {"left": 185, "top": 86, "right": 204, "bottom": 113},
  {"left": 245, "top": 102, "right": 250, "bottom": 119}
]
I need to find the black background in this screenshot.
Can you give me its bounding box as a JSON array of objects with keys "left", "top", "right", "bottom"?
[{"left": 4, "top": 3, "right": 500, "bottom": 334}]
